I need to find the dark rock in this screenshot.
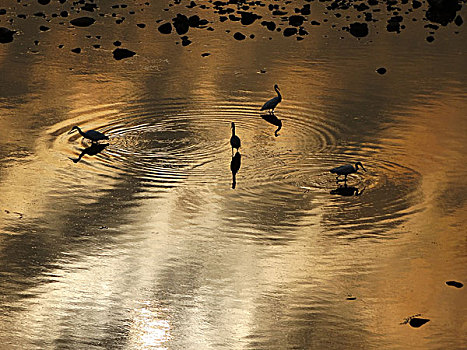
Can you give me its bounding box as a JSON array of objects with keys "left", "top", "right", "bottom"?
[
  {"left": 426, "top": 0, "right": 461, "bottom": 26},
  {"left": 426, "top": 35, "right": 435, "bottom": 42},
  {"left": 387, "top": 19, "right": 401, "bottom": 32},
  {"left": 240, "top": 11, "right": 260, "bottom": 25},
  {"left": 113, "top": 40, "right": 121, "bottom": 46},
  {"left": 181, "top": 36, "right": 191, "bottom": 46},
  {"left": 173, "top": 14, "right": 189, "bottom": 35},
  {"left": 81, "top": 3, "right": 98, "bottom": 12},
  {"left": 113, "top": 48, "right": 136, "bottom": 60},
  {"left": 58, "top": 44, "right": 64, "bottom": 48},
  {"left": 289, "top": 15, "right": 305, "bottom": 26},
  {"left": 283, "top": 27, "right": 298, "bottom": 36},
  {"left": 201, "top": 52, "right": 210, "bottom": 57},
  {"left": 412, "top": 0, "right": 422, "bottom": 8},
  {"left": 0, "top": 27, "right": 15, "bottom": 43},
  {"left": 446, "top": 280, "right": 463, "bottom": 288},
  {"left": 311, "top": 20, "right": 321, "bottom": 25},
  {"left": 93, "top": 44, "right": 100, "bottom": 48},
  {"left": 39, "top": 26, "right": 50, "bottom": 32},
  {"left": 38, "top": 0, "right": 50, "bottom": 5},
  {"left": 261, "top": 21, "right": 276, "bottom": 31},
  {"left": 0, "top": 9, "right": 6, "bottom": 16},
  {"left": 137, "top": 23, "right": 146, "bottom": 28},
  {"left": 233, "top": 32, "right": 246, "bottom": 40},
  {"left": 61, "top": 11, "right": 69, "bottom": 17},
  {"left": 349, "top": 22, "right": 368, "bottom": 37},
  {"left": 158, "top": 22, "right": 172, "bottom": 34},
  {"left": 409, "top": 318, "right": 430, "bottom": 328},
  {"left": 454, "top": 15, "right": 463, "bottom": 26},
  {"left": 376, "top": 67, "right": 387, "bottom": 74},
  {"left": 188, "top": 15, "right": 201, "bottom": 27},
  {"left": 71, "top": 47, "right": 81, "bottom": 53},
  {"left": 70, "top": 17, "right": 95, "bottom": 27},
  {"left": 229, "top": 14, "right": 241, "bottom": 21}
]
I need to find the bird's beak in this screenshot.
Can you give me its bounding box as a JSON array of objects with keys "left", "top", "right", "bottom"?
[
  {"left": 362, "top": 165, "right": 367, "bottom": 172},
  {"left": 68, "top": 129, "right": 74, "bottom": 135}
]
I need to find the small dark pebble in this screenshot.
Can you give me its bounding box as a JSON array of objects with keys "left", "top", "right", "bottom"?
[
  {"left": 93, "top": 44, "right": 100, "bottom": 49},
  {"left": 70, "top": 17, "right": 95, "bottom": 27},
  {"left": 376, "top": 67, "right": 387, "bottom": 74},
  {"left": 446, "top": 281, "right": 463, "bottom": 288},
  {"left": 346, "top": 296, "right": 357, "bottom": 300},
  {"left": 409, "top": 318, "right": 430, "bottom": 328},
  {"left": 0, "top": 9, "right": 6, "bottom": 16},
  {"left": 137, "top": 23, "right": 146, "bottom": 28},
  {"left": 181, "top": 36, "right": 191, "bottom": 46},
  {"left": 426, "top": 35, "right": 434, "bottom": 42},
  {"left": 71, "top": 47, "right": 81, "bottom": 54},
  {"left": 158, "top": 22, "right": 172, "bottom": 34},
  {"left": 113, "top": 40, "right": 122, "bottom": 46},
  {"left": 233, "top": 32, "right": 246, "bottom": 40},
  {"left": 113, "top": 48, "right": 136, "bottom": 60},
  {"left": 201, "top": 52, "right": 210, "bottom": 57},
  {"left": 38, "top": 0, "right": 50, "bottom": 5},
  {"left": 58, "top": 44, "right": 64, "bottom": 48},
  {"left": 39, "top": 25, "right": 50, "bottom": 32},
  {"left": 454, "top": 15, "right": 463, "bottom": 26}
]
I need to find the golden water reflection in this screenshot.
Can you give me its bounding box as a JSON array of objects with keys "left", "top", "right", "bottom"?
[{"left": 0, "top": 1, "right": 466, "bottom": 349}]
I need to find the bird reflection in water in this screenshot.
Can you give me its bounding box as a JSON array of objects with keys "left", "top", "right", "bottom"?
[
  {"left": 230, "top": 151, "right": 241, "bottom": 189},
  {"left": 69, "top": 142, "right": 108, "bottom": 163},
  {"left": 330, "top": 184, "right": 365, "bottom": 196},
  {"left": 261, "top": 113, "right": 282, "bottom": 137}
]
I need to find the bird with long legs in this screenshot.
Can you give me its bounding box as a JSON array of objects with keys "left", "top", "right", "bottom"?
[
  {"left": 330, "top": 162, "right": 366, "bottom": 183},
  {"left": 68, "top": 126, "right": 109, "bottom": 143},
  {"left": 230, "top": 122, "right": 241, "bottom": 156},
  {"left": 260, "top": 84, "right": 282, "bottom": 114}
]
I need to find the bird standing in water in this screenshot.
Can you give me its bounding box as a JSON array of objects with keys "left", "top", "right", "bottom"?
[
  {"left": 230, "top": 122, "right": 241, "bottom": 156},
  {"left": 68, "top": 126, "right": 109, "bottom": 143},
  {"left": 261, "top": 84, "right": 282, "bottom": 114},
  {"left": 330, "top": 162, "right": 366, "bottom": 182}
]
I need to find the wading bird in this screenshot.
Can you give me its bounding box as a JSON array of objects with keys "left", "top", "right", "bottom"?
[
  {"left": 230, "top": 122, "right": 241, "bottom": 155},
  {"left": 68, "top": 126, "right": 109, "bottom": 143},
  {"left": 330, "top": 162, "right": 366, "bottom": 182},
  {"left": 261, "top": 84, "right": 282, "bottom": 114}
]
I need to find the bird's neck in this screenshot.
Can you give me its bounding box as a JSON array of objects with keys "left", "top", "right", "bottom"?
[
  {"left": 231, "top": 126, "right": 235, "bottom": 136},
  {"left": 275, "top": 87, "right": 282, "bottom": 101},
  {"left": 76, "top": 127, "right": 85, "bottom": 136}
]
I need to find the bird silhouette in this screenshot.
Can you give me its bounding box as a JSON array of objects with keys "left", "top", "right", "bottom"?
[
  {"left": 230, "top": 151, "right": 241, "bottom": 189},
  {"left": 260, "top": 84, "right": 282, "bottom": 114},
  {"left": 330, "top": 162, "right": 366, "bottom": 183},
  {"left": 230, "top": 122, "right": 241, "bottom": 156},
  {"left": 261, "top": 113, "right": 282, "bottom": 137},
  {"left": 69, "top": 143, "right": 108, "bottom": 163},
  {"left": 68, "top": 126, "right": 109, "bottom": 143}
]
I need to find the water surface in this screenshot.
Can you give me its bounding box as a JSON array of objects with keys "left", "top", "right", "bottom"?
[{"left": 1, "top": 1, "right": 466, "bottom": 349}]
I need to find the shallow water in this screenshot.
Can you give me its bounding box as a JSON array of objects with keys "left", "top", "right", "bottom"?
[{"left": 1, "top": 1, "right": 466, "bottom": 349}]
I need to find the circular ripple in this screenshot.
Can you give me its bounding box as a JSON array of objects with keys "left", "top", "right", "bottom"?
[{"left": 45, "top": 96, "right": 343, "bottom": 194}]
